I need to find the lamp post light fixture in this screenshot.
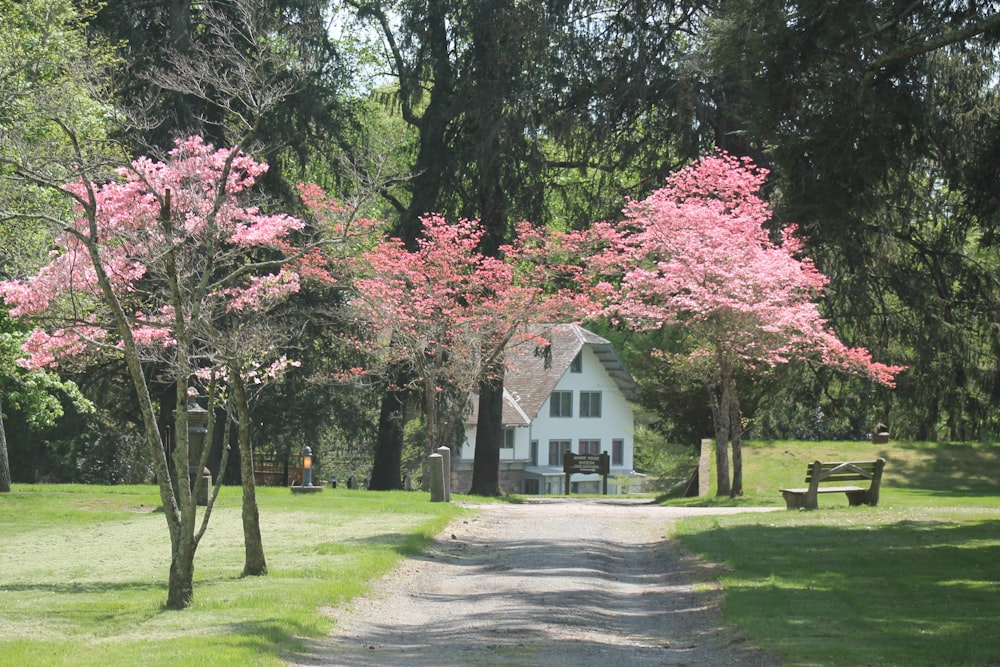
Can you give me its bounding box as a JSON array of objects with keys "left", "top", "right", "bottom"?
[{"left": 291, "top": 445, "right": 322, "bottom": 494}]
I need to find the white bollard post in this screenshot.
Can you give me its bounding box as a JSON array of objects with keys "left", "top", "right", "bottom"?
[
  {"left": 436, "top": 446, "right": 451, "bottom": 502},
  {"left": 428, "top": 453, "right": 445, "bottom": 502}
]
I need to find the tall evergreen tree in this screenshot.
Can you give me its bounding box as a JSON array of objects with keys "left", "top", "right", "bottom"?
[
  {"left": 88, "top": 0, "right": 358, "bottom": 205},
  {"left": 701, "top": 0, "right": 1000, "bottom": 439}
]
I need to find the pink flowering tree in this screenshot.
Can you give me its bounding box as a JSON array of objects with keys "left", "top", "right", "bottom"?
[
  {"left": 331, "top": 207, "right": 589, "bottom": 493},
  {"left": 0, "top": 137, "right": 330, "bottom": 606},
  {"left": 580, "top": 152, "right": 904, "bottom": 496}
]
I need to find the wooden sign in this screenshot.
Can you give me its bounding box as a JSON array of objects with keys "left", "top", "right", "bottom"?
[
  {"left": 563, "top": 452, "right": 609, "bottom": 475},
  {"left": 563, "top": 451, "right": 611, "bottom": 494}
]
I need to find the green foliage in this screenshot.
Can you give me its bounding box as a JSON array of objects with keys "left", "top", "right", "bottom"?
[
  {"left": 88, "top": 0, "right": 367, "bottom": 212},
  {"left": 0, "top": 485, "right": 462, "bottom": 666},
  {"left": 0, "top": 0, "right": 118, "bottom": 280},
  {"left": 1, "top": 323, "right": 94, "bottom": 430},
  {"left": 586, "top": 320, "right": 714, "bottom": 446},
  {"left": 0, "top": 0, "right": 118, "bottom": 176},
  {"left": 295, "top": 84, "right": 418, "bottom": 223},
  {"left": 42, "top": 411, "right": 150, "bottom": 484},
  {"left": 353, "top": 0, "right": 707, "bottom": 244},
  {"left": 748, "top": 365, "right": 882, "bottom": 441},
  {"left": 0, "top": 0, "right": 111, "bottom": 132},
  {"left": 248, "top": 314, "right": 381, "bottom": 480},
  {"left": 0, "top": 314, "right": 95, "bottom": 489},
  {"left": 631, "top": 425, "right": 697, "bottom": 494},
  {"left": 401, "top": 416, "right": 428, "bottom": 481}
]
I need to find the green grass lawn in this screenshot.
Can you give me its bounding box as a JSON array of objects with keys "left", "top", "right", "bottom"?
[
  {"left": 670, "top": 439, "right": 1000, "bottom": 666},
  {"left": 2, "top": 440, "right": 997, "bottom": 667},
  {"left": 0, "top": 485, "right": 462, "bottom": 667}
]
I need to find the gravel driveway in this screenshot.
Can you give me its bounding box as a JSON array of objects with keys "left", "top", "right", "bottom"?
[{"left": 288, "top": 497, "right": 781, "bottom": 666}]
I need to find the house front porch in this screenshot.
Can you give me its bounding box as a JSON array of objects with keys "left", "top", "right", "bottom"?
[{"left": 452, "top": 459, "right": 646, "bottom": 495}]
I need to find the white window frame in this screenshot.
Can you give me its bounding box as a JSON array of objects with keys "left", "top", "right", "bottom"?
[
  {"left": 549, "top": 391, "right": 573, "bottom": 417},
  {"left": 612, "top": 438, "right": 624, "bottom": 466},
  {"left": 549, "top": 439, "right": 571, "bottom": 466},
  {"left": 579, "top": 391, "right": 602, "bottom": 418}
]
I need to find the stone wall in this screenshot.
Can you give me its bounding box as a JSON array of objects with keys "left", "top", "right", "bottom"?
[
  {"left": 451, "top": 467, "right": 525, "bottom": 494},
  {"left": 452, "top": 469, "right": 473, "bottom": 494}
]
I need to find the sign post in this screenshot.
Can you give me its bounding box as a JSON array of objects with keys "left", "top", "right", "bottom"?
[{"left": 563, "top": 451, "right": 611, "bottom": 495}]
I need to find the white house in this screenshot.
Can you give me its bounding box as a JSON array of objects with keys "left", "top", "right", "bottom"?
[{"left": 455, "top": 324, "right": 644, "bottom": 495}]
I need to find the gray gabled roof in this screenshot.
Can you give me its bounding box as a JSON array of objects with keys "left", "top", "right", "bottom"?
[{"left": 468, "top": 324, "right": 638, "bottom": 426}]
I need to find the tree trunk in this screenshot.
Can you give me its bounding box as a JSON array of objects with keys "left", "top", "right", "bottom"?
[
  {"left": 232, "top": 370, "right": 267, "bottom": 576},
  {"left": 729, "top": 383, "right": 744, "bottom": 497},
  {"left": 369, "top": 367, "right": 409, "bottom": 490},
  {"left": 166, "top": 376, "right": 200, "bottom": 609},
  {"left": 169, "top": 0, "right": 193, "bottom": 51},
  {"left": 465, "top": 0, "right": 509, "bottom": 497},
  {"left": 423, "top": 371, "right": 438, "bottom": 455},
  {"left": 0, "top": 395, "right": 10, "bottom": 493},
  {"left": 100, "top": 283, "right": 192, "bottom": 609},
  {"left": 369, "top": 387, "right": 405, "bottom": 490},
  {"left": 166, "top": 541, "right": 196, "bottom": 608},
  {"left": 397, "top": 0, "right": 454, "bottom": 245},
  {"left": 146, "top": 384, "right": 194, "bottom": 611},
  {"left": 469, "top": 367, "right": 504, "bottom": 496},
  {"left": 709, "top": 379, "right": 732, "bottom": 497}
]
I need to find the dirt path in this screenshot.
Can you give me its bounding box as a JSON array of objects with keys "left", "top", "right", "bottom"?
[{"left": 288, "top": 498, "right": 781, "bottom": 667}]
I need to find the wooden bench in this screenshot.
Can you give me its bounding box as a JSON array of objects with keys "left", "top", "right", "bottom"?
[{"left": 780, "top": 459, "right": 886, "bottom": 510}]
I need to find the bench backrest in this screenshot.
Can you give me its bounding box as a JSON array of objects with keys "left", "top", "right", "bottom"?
[{"left": 804, "top": 459, "right": 886, "bottom": 484}]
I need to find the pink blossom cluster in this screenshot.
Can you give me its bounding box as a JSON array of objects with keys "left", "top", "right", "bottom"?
[
  {"left": 345, "top": 212, "right": 592, "bottom": 389},
  {"left": 229, "top": 211, "right": 303, "bottom": 247},
  {"left": 297, "top": 183, "right": 384, "bottom": 241},
  {"left": 296, "top": 183, "right": 386, "bottom": 284},
  {"left": 0, "top": 244, "right": 99, "bottom": 317},
  {"left": 130, "top": 306, "right": 177, "bottom": 348},
  {"left": 225, "top": 270, "right": 301, "bottom": 312},
  {"left": 0, "top": 137, "right": 325, "bottom": 370},
  {"left": 577, "top": 151, "right": 904, "bottom": 387},
  {"left": 19, "top": 326, "right": 106, "bottom": 370}
]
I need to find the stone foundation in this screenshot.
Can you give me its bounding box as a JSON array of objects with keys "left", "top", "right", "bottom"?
[{"left": 451, "top": 467, "right": 525, "bottom": 494}]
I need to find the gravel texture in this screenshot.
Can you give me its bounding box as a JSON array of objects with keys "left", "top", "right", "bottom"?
[{"left": 288, "top": 497, "right": 782, "bottom": 667}]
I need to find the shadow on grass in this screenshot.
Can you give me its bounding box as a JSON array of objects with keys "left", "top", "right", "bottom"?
[
  {"left": 678, "top": 518, "right": 1000, "bottom": 666},
  {"left": 877, "top": 441, "right": 1000, "bottom": 497},
  {"left": 224, "top": 618, "right": 318, "bottom": 648},
  {"left": 334, "top": 531, "right": 443, "bottom": 558},
  {"left": 655, "top": 494, "right": 762, "bottom": 508},
  {"left": 0, "top": 580, "right": 166, "bottom": 596}
]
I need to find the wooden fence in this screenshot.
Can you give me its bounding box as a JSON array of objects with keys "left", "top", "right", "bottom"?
[{"left": 252, "top": 454, "right": 305, "bottom": 487}]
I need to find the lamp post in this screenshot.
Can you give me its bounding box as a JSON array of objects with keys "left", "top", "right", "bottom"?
[
  {"left": 291, "top": 445, "right": 322, "bottom": 494},
  {"left": 302, "top": 446, "right": 313, "bottom": 487},
  {"left": 186, "top": 401, "right": 211, "bottom": 506}
]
